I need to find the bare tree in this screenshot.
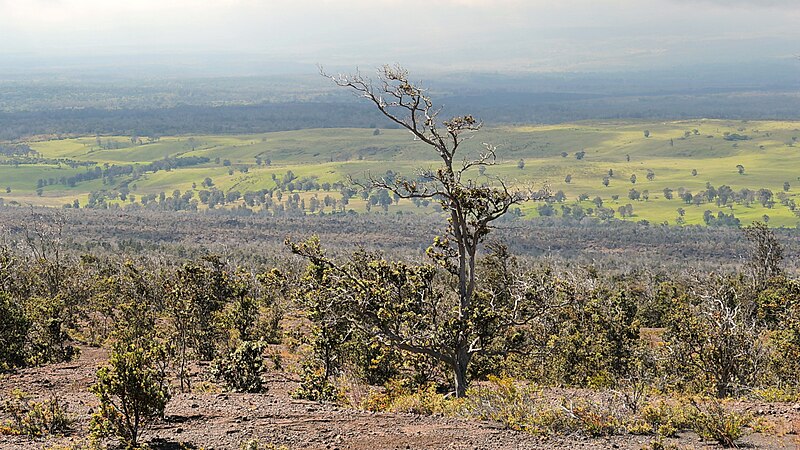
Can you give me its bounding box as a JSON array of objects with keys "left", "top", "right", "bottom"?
[
  {"left": 293, "top": 65, "right": 548, "bottom": 396},
  {"left": 21, "top": 208, "right": 66, "bottom": 298},
  {"left": 743, "top": 221, "right": 783, "bottom": 288},
  {"left": 664, "top": 273, "right": 765, "bottom": 398}
]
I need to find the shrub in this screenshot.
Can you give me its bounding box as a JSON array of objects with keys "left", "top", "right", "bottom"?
[
  {"left": 239, "top": 439, "right": 289, "bottom": 450},
  {"left": 638, "top": 399, "right": 691, "bottom": 437},
  {"left": 90, "top": 341, "right": 170, "bottom": 449},
  {"left": 361, "top": 379, "right": 450, "bottom": 415},
  {"left": 663, "top": 276, "right": 764, "bottom": 397},
  {"left": 458, "top": 377, "right": 622, "bottom": 436},
  {"left": 212, "top": 340, "right": 268, "bottom": 393},
  {"left": 291, "top": 363, "right": 340, "bottom": 402},
  {"left": 561, "top": 398, "right": 620, "bottom": 437},
  {"left": 168, "top": 255, "right": 235, "bottom": 363},
  {"left": 751, "top": 387, "right": 799, "bottom": 402},
  {"left": 534, "top": 285, "right": 639, "bottom": 388},
  {"left": 689, "top": 399, "right": 751, "bottom": 447},
  {"left": 0, "top": 292, "right": 30, "bottom": 371},
  {"left": 384, "top": 384, "right": 449, "bottom": 415},
  {"left": 459, "top": 376, "right": 543, "bottom": 432},
  {"left": 24, "top": 295, "right": 77, "bottom": 366},
  {"left": 1, "top": 390, "right": 72, "bottom": 437}
]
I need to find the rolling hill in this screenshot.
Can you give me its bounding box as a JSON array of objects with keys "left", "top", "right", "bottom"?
[{"left": 2, "top": 119, "right": 799, "bottom": 227}]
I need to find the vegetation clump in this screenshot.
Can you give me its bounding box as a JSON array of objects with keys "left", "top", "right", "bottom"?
[
  {"left": 212, "top": 339, "right": 268, "bottom": 393},
  {"left": 688, "top": 400, "right": 752, "bottom": 447},
  {"left": 90, "top": 341, "right": 170, "bottom": 449},
  {"left": 1, "top": 390, "right": 72, "bottom": 437}
]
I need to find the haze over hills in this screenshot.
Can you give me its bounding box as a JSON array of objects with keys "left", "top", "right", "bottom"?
[
  {"left": 2, "top": 0, "right": 799, "bottom": 72},
  {"left": 1, "top": 0, "right": 798, "bottom": 146}
]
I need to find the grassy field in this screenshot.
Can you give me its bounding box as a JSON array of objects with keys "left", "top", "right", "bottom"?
[{"left": 2, "top": 119, "right": 799, "bottom": 227}]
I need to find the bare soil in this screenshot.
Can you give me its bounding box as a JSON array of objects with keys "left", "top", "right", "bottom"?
[{"left": 1, "top": 347, "right": 799, "bottom": 450}]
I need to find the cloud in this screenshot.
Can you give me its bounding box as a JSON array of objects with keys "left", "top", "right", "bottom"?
[
  {"left": 1, "top": 0, "right": 798, "bottom": 72},
  {"left": 666, "top": 0, "right": 800, "bottom": 8}
]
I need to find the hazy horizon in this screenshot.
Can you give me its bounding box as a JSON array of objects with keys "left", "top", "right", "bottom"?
[{"left": 2, "top": 0, "right": 799, "bottom": 77}]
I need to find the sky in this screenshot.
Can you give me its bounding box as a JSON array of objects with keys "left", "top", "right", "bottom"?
[{"left": 1, "top": 0, "right": 799, "bottom": 74}]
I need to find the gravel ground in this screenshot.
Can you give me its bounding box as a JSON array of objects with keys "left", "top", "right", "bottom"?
[{"left": 1, "top": 347, "right": 799, "bottom": 449}]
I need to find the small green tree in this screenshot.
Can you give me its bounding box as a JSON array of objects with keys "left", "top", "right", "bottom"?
[
  {"left": 0, "top": 292, "right": 30, "bottom": 371},
  {"left": 90, "top": 342, "right": 170, "bottom": 449},
  {"left": 166, "top": 255, "right": 236, "bottom": 391}
]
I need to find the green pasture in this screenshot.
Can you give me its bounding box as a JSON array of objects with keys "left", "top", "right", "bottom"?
[
  {"left": 0, "top": 164, "right": 89, "bottom": 190},
  {"left": 3, "top": 119, "right": 798, "bottom": 227}
]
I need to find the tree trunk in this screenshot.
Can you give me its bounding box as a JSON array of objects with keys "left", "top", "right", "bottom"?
[
  {"left": 453, "top": 346, "right": 470, "bottom": 398},
  {"left": 453, "top": 364, "right": 468, "bottom": 398}
]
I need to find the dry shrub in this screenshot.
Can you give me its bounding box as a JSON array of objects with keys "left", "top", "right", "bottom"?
[{"left": 1, "top": 390, "right": 72, "bottom": 437}]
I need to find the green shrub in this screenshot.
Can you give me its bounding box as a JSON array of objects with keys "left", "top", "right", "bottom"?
[
  {"left": 25, "top": 295, "right": 77, "bottom": 366},
  {"left": 343, "top": 336, "right": 402, "bottom": 386},
  {"left": 212, "top": 340, "right": 268, "bottom": 393},
  {"left": 90, "top": 341, "right": 170, "bottom": 449},
  {"left": 663, "top": 278, "right": 764, "bottom": 398},
  {"left": 0, "top": 292, "right": 30, "bottom": 371},
  {"left": 1, "top": 390, "right": 72, "bottom": 437},
  {"left": 291, "top": 363, "right": 340, "bottom": 402},
  {"left": 751, "top": 386, "right": 799, "bottom": 402},
  {"left": 459, "top": 376, "right": 543, "bottom": 432},
  {"left": 532, "top": 285, "right": 640, "bottom": 388},
  {"left": 637, "top": 399, "right": 691, "bottom": 437}
]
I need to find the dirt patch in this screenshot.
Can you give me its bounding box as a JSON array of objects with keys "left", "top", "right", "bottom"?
[{"left": 1, "top": 347, "right": 799, "bottom": 449}]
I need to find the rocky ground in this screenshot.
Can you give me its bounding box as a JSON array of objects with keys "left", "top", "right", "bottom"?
[{"left": 1, "top": 347, "right": 799, "bottom": 449}]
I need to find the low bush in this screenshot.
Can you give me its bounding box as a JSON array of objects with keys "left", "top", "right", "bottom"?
[
  {"left": 637, "top": 399, "right": 692, "bottom": 437},
  {"left": 212, "top": 340, "right": 268, "bottom": 393},
  {"left": 240, "top": 439, "right": 289, "bottom": 450},
  {"left": 688, "top": 399, "right": 752, "bottom": 447},
  {"left": 459, "top": 377, "right": 620, "bottom": 436},
  {"left": 561, "top": 398, "right": 620, "bottom": 437},
  {"left": 361, "top": 379, "right": 451, "bottom": 415},
  {"left": 458, "top": 376, "right": 545, "bottom": 432},
  {"left": 291, "top": 363, "right": 340, "bottom": 402},
  {"left": 1, "top": 390, "right": 72, "bottom": 437}
]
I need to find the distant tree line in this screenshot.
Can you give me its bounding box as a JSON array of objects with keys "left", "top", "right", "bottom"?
[
  {"left": 0, "top": 143, "right": 36, "bottom": 157},
  {"left": 0, "top": 103, "right": 397, "bottom": 141},
  {"left": 4, "top": 90, "right": 800, "bottom": 141},
  {"left": 36, "top": 155, "right": 209, "bottom": 189}
]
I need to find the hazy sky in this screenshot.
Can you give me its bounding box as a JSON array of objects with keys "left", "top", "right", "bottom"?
[{"left": 1, "top": 0, "right": 799, "bottom": 73}]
